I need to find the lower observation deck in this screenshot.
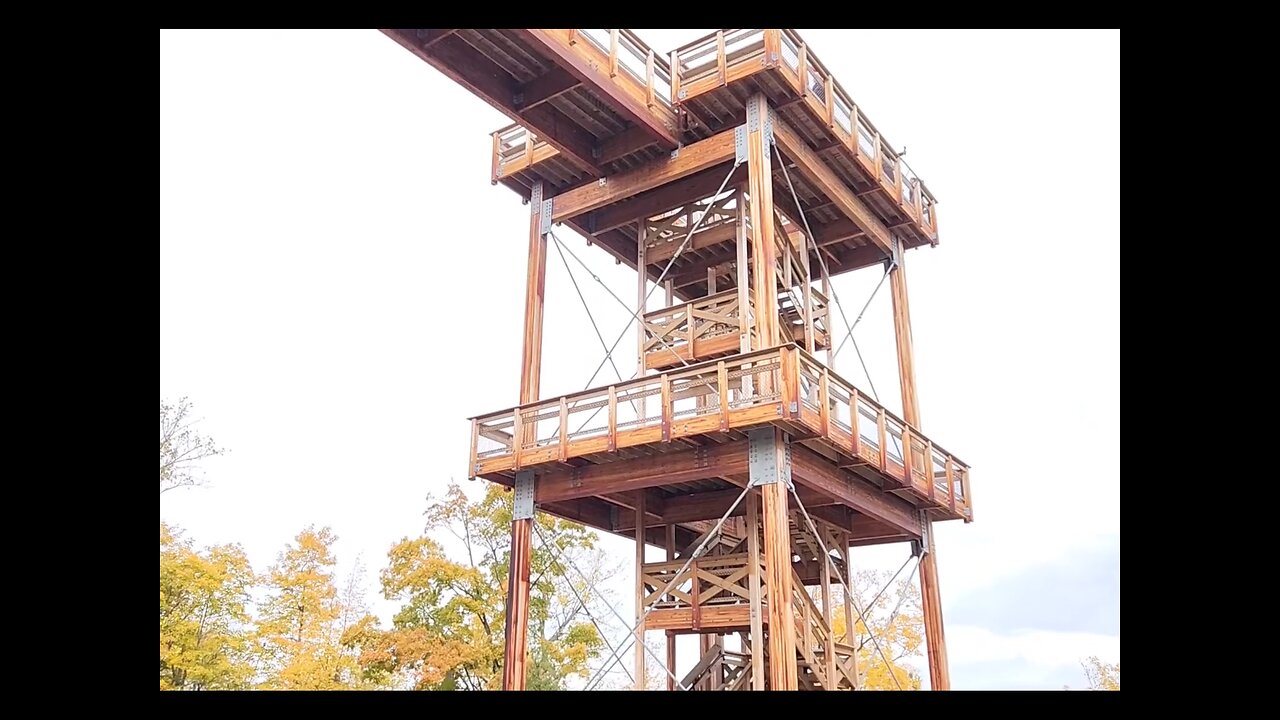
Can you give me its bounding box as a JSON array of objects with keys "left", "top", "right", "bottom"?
[{"left": 469, "top": 344, "right": 972, "bottom": 547}]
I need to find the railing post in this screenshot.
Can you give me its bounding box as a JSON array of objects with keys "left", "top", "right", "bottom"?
[
  {"left": 716, "top": 30, "right": 727, "bottom": 86},
  {"left": 819, "top": 368, "right": 830, "bottom": 436},
  {"left": 718, "top": 360, "right": 730, "bottom": 431},
  {"left": 946, "top": 455, "right": 956, "bottom": 515},
  {"left": 850, "top": 388, "right": 860, "bottom": 457},
  {"left": 686, "top": 301, "right": 695, "bottom": 357},
  {"left": 670, "top": 50, "right": 681, "bottom": 104},
  {"left": 608, "top": 386, "right": 618, "bottom": 451},
  {"left": 609, "top": 29, "right": 619, "bottom": 78},
  {"left": 469, "top": 418, "right": 480, "bottom": 479},
  {"left": 646, "top": 49, "right": 655, "bottom": 108},
  {"left": 798, "top": 43, "right": 808, "bottom": 96},
  {"left": 524, "top": 130, "right": 533, "bottom": 162},
  {"left": 895, "top": 156, "right": 904, "bottom": 202},
  {"left": 925, "top": 439, "right": 936, "bottom": 502},
  {"left": 490, "top": 131, "right": 501, "bottom": 184},
  {"left": 661, "top": 374, "right": 672, "bottom": 441},
  {"left": 961, "top": 466, "right": 973, "bottom": 521},
  {"left": 851, "top": 104, "right": 861, "bottom": 156},
  {"left": 513, "top": 408, "right": 524, "bottom": 470},
  {"left": 877, "top": 408, "right": 887, "bottom": 471},
  {"left": 824, "top": 75, "right": 834, "bottom": 125},
  {"left": 763, "top": 29, "right": 781, "bottom": 67},
  {"left": 558, "top": 394, "right": 568, "bottom": 456},
  {"left": 901, "top": 427, "right": 913, "bottom": 489}
]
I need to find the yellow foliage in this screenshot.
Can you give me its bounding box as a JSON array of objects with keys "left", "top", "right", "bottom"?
[
  {"left": 1081, "top": 656, "right": 1119, "bottom": 690},
  {"left": 160, "top": 523, "right": 255, "bottom": 690},
  {"left": 828, "top": 566, "right": 924, "bottom": 690}
]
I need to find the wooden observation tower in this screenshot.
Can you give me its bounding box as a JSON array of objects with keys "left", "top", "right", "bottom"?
[{"left": 383, "top": 28, "right": 972, "bottom": 691}]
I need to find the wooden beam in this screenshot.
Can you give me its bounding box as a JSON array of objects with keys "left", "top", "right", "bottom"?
[
  {"left": 536, "top": 441, "right": 749, "bottom": 503},
  {"left": 613, "top": 485, "right": 836, "bottom": 530},
  {"left": 645, "top": 222, "right": 737, "bottom": 264},
  {"left": 826, "top": 243, "right": 891, "bottom": 276},
  {"left": 501, "top": 505, "right": 532, "bottom": 690},
  {"left": 888, "top": 245, "right": 950, "bottom": 690},
  {"left": 553, "top": 128, "right": 738, "bottom": 222},
  {"left": 772, "top": 116, "right": 893, "bottom": 253},
  {"left": 590, "top": 165, "right": 746, "bottom": 234},
  {"left": 747, "top": 94, "right": 780, "bottom": 349},
  {"left": 380, "top": 31, "right": 602, "bottom": 175},
  {"left": 757, "top": 430, "right": 797, "bottom": 690},
  {"left": 519, "top": 29, "right": 680, "bottom": 149},
  {"left": 519, "top": 182, "right": 548, "bottom": 406},
  {"left": 745, "top": 489, "right": 765, "bottom": 690},
  {"left": 790, "top": 446, "right": 920, "bottom": 537},
  {"left": 514, "top": 67, "right": 580, "bottom": 110},
  {"left": 599, "top": 126, "right": 659, "bottom": 164},
  {"left": 634, "top": 493, "right": 647, "bottom": 690}
]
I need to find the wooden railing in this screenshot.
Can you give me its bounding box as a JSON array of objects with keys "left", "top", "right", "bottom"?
[
  {"left": 642, "top": 289, "right": 749, "bottom": 370},
  {"left": 468, "top": 344, "right": 972, "bottom": 520},
  {"left": 670, "top": 29, "right": 939, "bottom": 240},
  {"left": 491, "top": 123, "right": 558, "bottom": 183},
  {"left": 642, "top": 552, "right": 753, "bottom": 613}
]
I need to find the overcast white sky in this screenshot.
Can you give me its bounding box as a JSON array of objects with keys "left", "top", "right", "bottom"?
[{"left": 160, "top": 29, "right": 1119, "bottom": 690}]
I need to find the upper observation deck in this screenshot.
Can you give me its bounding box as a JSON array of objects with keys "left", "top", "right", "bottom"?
[{"left": 383, "top": 29, "right": 939, "bottom": 289}]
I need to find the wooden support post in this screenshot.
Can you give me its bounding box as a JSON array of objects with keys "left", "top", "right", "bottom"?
[
  {"left": 841, "top": 533, "right": 859, "bottom": 690},
  {"left": 666, "top": 524, "right": 677, "bottom": 691},
  {"left": 820, "top": 541, "right": 836, "bottom": 687},
  {"left": 745, "top": 489, "right": 766, "bottom": 690},
  {"left": 820, "top": 261, "right": 833, "bottom": 367},
  {"left": 635, "top": 493, "right": 647, "bottom": 690},
  {"left": 637, "top": 221, "right": 649, "bottom": 422},
  {"left": 503, "top": 181, "right": 547, "bottom": 691},
  {"left": 735, "top": 186, "right": 752, "bottom": 354},
  {"left": 750, "top": 428, "right": 796, "bottom": 690},
  {"left": 889, "top": 238, "right": 950, "bottom": 690},
  {"left": 746, "top": 94, "right": 780, "bottom": 349}
]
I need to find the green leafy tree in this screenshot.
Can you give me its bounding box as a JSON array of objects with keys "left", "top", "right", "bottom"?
[
  {"left": 346, "top": 484, "right": 610, "bottom": 690},
  {"left": 160, "top": 397, "right": 224, "bottom": 494},
  {"left": 160, "top": 523, "right": 256, "bottom": 690},
  {"left": 256, "top": 526, "right": 375, "bottom": 688}
]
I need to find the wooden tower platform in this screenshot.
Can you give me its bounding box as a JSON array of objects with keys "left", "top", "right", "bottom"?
[{"left": 382, "top": 28, "right": 971, "bottom": 691}]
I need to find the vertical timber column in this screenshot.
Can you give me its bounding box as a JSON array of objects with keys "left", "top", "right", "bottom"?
[
  {"left": 746, "top": 94, "right": 780, "bottom": 349},
  {"left": 735, "top": 186, "right": 752, "bottom": 354},
  {"left": 666, "top": 524, "right": 677, "bottom": 691},
  {"left": 749, "top": 427, "right": 797, "bottom": 690},
  {"left": 889, "top": 237, "right": 950, "bottom": 690},
  {"left": 634, "top": 494, "right": 647, "bottom": 690},
  {"left": 745, "top": 489, "right": 766, "bottom": 689},
  {"left": 503, "top": 181, "right": 549, "bottom": 691},
  {"left": 637, "top": 221, "right": 649, "bottom": 420}
]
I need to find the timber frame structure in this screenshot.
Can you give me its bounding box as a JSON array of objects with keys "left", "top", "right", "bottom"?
[{"left": 383, "top": 28, "right": 971, "bottom": 691}]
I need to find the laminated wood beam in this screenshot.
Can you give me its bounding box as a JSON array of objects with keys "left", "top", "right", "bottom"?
[
  {"left": 590, "top": 165, "right": 747, "bottom": 234},
  {"left": 613, "top": 485, "right": 836, "bottom": 530},
  {"left": 772, "top": 116, "right": 893, "bottom": 253},
  {"left": 518, "top": 29, "right": 680, "bottom": 149},
  {"left": 380, "top": 30, "right": 602, "bottom": 175},
  {"left": 552, "top": 129, "right": 738, "bottom": 222},
  {"left": 790, "top": 446, "right": 920, "bottom": 538},
  {"left": 536, "top": 441, "right": 748, "bottom": 503},
  {"left": 514, "top": 67, "right": 581, "bottom": 110}
]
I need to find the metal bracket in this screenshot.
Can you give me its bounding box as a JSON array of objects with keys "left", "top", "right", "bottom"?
[
  {"left": 890, "top": 235, "right": 904, "bottom": 269},
  {"left": 597, "top": 176, "right": 607, "bottom": 187},
  {"left": 512, "top": 91, "right": 525, "bottom": 106},
  {"left": 670, "top": 147, "right": 680, "bottom": 160},
  {"left": 513, "top": 470, "right": 535, "bottom": 520},
  {"left": 746, "top": 100, "right": 760, "bottom": 132},
  {"left": 747, "top": 428, "right": 792, "bottom": 488},
  {"left": 911, "top": 511, "right": 930, "bottom": 557},
  {"left": 764, "top": 108, "right": 775, "bottom": 146},
  {"left": 530, "top": 182, "right": 543, "bottom": 206},
  {"left": 539, "top": 199, "right": 553, "bottom": 234},
  {"left": 734, "top": 126, "right": 748, "bottom": 165},
  {"left": 678, "top": 88, "right": 688, "bottom": 100}
]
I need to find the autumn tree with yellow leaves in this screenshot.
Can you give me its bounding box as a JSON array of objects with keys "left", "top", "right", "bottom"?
[
  {"left": 830, "top": 565, "right": 925, "bottom": 690},
  {"left": 342, "top": 484, "right": 610, "bottom": 690},
  {"left": 160, "top": 523, "right": 256, "bottom": 690}
]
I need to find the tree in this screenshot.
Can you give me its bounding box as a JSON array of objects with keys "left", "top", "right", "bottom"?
[
  {"left": 256, "top": 526, "right": 374, "bottom": 689},
  {"left": 160, "top": 523, "right": 256, "bottom": 690},
  {"left": 830, "top": 565, "right": 925, "bottom": 690},
  {"left": 346, "top": 484, "right": 610, "bottom": 690},
  {"left": 1081, "top": 656, "right": 1119, "bottom": 690},
  {"left": 160, "top": 397, "right": 224, "bottom": 494}
]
